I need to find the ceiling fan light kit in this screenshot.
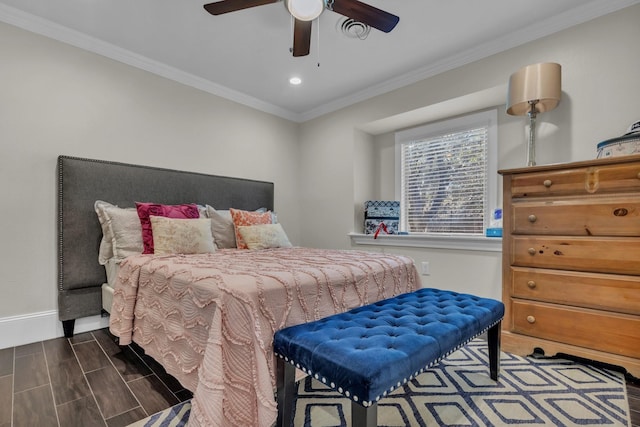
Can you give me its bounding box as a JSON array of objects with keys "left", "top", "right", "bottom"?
[{"left": 286, "top": 0, "right": 325, "bottom": 21}]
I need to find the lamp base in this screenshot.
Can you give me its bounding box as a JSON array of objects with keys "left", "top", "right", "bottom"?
[{"left": 527, "top": 102, "right": 538, "bottom": 167}]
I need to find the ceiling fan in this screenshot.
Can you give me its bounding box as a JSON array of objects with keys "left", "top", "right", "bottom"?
[{"left": 203, "top": 0, "right": 399, "bottom": 57}]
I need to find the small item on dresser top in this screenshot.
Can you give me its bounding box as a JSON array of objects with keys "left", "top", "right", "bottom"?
[
  {"left": 364, "top": 200, "right": 400, "bottom": 235},
  {"left": 596, "top": 119, "right": 640, "bottom": 158},
  {"left": 625, "top": 120, "right": 640, "bottom": 135}
]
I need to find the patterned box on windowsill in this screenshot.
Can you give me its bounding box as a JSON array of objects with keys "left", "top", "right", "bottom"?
[{"left": 364, "top": 201, "right": 400, "bottom": 235}]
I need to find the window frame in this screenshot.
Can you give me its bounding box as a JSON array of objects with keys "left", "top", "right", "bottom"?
[{"left": 393, "top": 109, "right": 499, "bottom": 243}]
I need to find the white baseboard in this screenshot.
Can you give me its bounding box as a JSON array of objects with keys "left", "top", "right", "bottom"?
[{"left": 0, "top": 310, "right": 110, "bottom": 349}]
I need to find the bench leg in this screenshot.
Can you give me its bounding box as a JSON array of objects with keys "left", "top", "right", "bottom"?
[
  {"left": 487, "top": 320, "right": 501, "bottom": 381},
  {"left": 352, "top": 401, "right": 377, "bottom": 427},
  {"left": 276, "top": 357, "right": 296, "bottom": 427}
]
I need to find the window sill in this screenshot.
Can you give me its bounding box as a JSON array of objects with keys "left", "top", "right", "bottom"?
[{"left": 349, "top": 233, "right": 502, "bottom": 252}]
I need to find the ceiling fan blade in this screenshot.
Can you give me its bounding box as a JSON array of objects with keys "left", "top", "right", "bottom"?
[
  {"left": 330, "top": 0, "right": 399, "bottom": 33},
  {"left": 293, "top": 19, "right": 312, "bottom": 57},
  {"left": 203, "top": 0, "right": 277, "bottom": 15}
]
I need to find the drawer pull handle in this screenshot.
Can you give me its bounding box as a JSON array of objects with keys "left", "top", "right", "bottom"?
[
  {"left": 637, "top": 172, "right": 640, "bottom": 180},
  {"left": 527, "top": 315, "right": 536, "bottom": 324},
  {"left": 527, "top": 281, "right": 536, "bottom": 289},
  {"left": 528, "top": 248, "right": 536, "bottom": 255},
  {"left": 543, "top": 179, "right": 553, "bottom": 188},
  {"left": 528, "top": 214, "right": 537, "bottom": 223}
]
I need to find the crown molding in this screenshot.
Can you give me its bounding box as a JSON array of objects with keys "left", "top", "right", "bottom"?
[
  {"left": 0, "top": 4, "right": 300, "bottom": 122},
  {"left": 297, "top": 0, "right": 640, "bottom": 122},
  {"left": 2, "top": 0, "right": 638, "bottom": 124}
]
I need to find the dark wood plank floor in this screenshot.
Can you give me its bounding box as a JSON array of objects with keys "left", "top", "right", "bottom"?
[
  {"left": 0, "top": 328, "right": 191, "bottom": 427},
  {"left": 0, "top": 327, "right": 638, "bottom": 426}
]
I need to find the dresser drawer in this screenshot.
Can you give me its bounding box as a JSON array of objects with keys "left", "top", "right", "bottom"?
[
  {"left": 512, "top": 236, "right": 640, "bottom": 275},
  {"left": 511, "top": 267, "right": 640, "bottom": 314},
  {"left": 510, "top": 163, "right": 640, "bottom": 198},
  {"left": 511, "top": 300, "right": 640, "bottom": 358},
  {"left": 511, "top": 197, "right": 640, "bottom": 236}
]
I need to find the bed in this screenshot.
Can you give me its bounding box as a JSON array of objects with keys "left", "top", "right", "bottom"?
[
  {"left": 57, "top": 155, "right": 274, "bottom": 336},
  {"left": 57, "top": 155, "right": 420, "bottom": 427}
]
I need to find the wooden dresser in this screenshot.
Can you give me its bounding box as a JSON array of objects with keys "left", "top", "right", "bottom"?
[{"left": 499, "top": 154, "right": 640, "bottom": 377}]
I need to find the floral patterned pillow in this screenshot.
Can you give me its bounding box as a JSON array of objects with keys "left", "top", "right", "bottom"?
[
  {"left": 136, "top": 202, "right": 200, "bottom": 254},
  {"left": 237, "top": 224, "right": 292, "bottom": 250},
  {"left": 229, "top": 208, "right": 273, "bottom": 249},
  {"left": 150, "top": 217, "right": 215, "bottom": 255}
]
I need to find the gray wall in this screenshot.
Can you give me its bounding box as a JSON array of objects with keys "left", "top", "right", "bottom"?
[
  {"left": 298, "top": 5, "right": 640, "bottom": 299},
  {"left": 0, "top": 4, "right": 638, "bottom": 345},
  {"left": 0, "top": 21, "right": 300, "bottom": 325}
]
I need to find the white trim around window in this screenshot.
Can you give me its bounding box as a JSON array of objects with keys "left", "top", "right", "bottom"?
[{"left": 349, "top": 232, "right": 502, "bottom": 252}]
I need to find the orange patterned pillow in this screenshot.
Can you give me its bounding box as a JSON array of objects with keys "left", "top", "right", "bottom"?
[{"left": 229, "top": 208, "right": 273, "bottom": 249}]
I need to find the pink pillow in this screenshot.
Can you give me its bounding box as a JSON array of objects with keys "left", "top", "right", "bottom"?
[
  {"left": 230, "top": 208, "right": 273, "bottom": 249},
  {"left": 136, "top": 202, "right": 200, "bottom": 254}
]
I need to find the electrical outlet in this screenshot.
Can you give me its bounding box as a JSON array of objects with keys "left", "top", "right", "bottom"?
[{"left": 421, "top": 261, "right": 430, "bottom": 275}]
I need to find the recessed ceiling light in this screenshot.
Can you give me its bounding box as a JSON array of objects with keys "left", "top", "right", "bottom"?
[{"left": 289, "top": 77, "right": 302, "bottom": 85}]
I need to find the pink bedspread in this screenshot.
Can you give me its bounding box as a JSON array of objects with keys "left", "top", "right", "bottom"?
[{"left": 109, "top": 247, "right": 419, "bottom": 427}]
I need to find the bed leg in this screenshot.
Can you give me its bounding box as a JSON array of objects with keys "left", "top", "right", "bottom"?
[{"left": 62, "top": 319, "right": 75, "bottom": 338}]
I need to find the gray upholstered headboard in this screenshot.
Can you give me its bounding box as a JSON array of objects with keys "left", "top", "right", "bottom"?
[{"left": 57, "top": 155, "right": 274, "bottom": 336}]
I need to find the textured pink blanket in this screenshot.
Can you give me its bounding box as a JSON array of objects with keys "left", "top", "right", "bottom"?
[{"left": 109, "top": 247, "right": 419, "bottom": 427}]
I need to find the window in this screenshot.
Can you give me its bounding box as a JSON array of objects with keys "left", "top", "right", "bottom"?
[{"left": 395, "top": 109, "right": 497, "bottom": 237}]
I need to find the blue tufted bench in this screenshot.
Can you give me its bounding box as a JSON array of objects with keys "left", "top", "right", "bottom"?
[{"left": 273, "top": 287, "right": 505, "bottom": 427}]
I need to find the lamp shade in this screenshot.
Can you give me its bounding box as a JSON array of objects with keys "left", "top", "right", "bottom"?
[
  {"left": 507, "top": 62, "right": 561, "bottom": 116},
  {"left": 286, "top": 0, "right": 324, "bottom": 21}
]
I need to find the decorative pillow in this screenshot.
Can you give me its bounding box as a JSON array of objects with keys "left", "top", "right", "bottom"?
[
  {"left": 237, "top": 223, "right": 292, "bottom": 250},
  {"left": 150, "top": 216, "right": 215, "bottom": 255},
  {"left": 205, "top": 206, "right": 236, "bottom": 249},
  {"left": 94, "top": 200, "right": 144, "bottom": 263},
  {"left": 95, "top": 200, "right": 117, "bottom": 262},
  {"left": 229, "top": 208, "right": 273, "bottom": 249},
  {"left": 136, "top": 202, "right": 200, "bottom": 254},
  {"left": 256, "top": 207, "right": 279, "bottom": 224}
]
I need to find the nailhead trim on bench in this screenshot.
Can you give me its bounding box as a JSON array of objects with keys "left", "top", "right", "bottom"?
[
  {"left": 275, "top": 319, "right": 502, "bottom": 407},
  {"left": 274, "top": 288, "right": 505, "bottom": 414}
]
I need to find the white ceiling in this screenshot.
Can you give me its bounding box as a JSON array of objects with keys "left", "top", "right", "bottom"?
[{"left": 1, "top": 0, "right": 638, "bottom": 122}]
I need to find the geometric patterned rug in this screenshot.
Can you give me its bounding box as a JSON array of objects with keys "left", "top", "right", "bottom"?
[{"left": 130, "top": 339, "right": 631, "bottom": 426}]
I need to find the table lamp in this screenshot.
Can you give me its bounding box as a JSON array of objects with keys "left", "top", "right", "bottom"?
[{"left": 507, "top": 62, "right": 561, "bottom": 166}]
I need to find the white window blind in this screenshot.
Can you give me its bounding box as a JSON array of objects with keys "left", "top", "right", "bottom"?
[{"left": 396, "top": 110, "right": 497, "bottom": 236}]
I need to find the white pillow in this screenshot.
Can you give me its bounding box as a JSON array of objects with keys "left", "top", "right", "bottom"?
[
  {"left": 205, "top": 205, "right": 236, "bottom": 249},
  {"left": 94, "top": 200, "right": 144, "bottom": 264},
  {"left": 237, "top": 223, "right": 292, "bottom": 250},
  {"left": 150, "top": 216, "right": 215, "bottom": 255}
]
